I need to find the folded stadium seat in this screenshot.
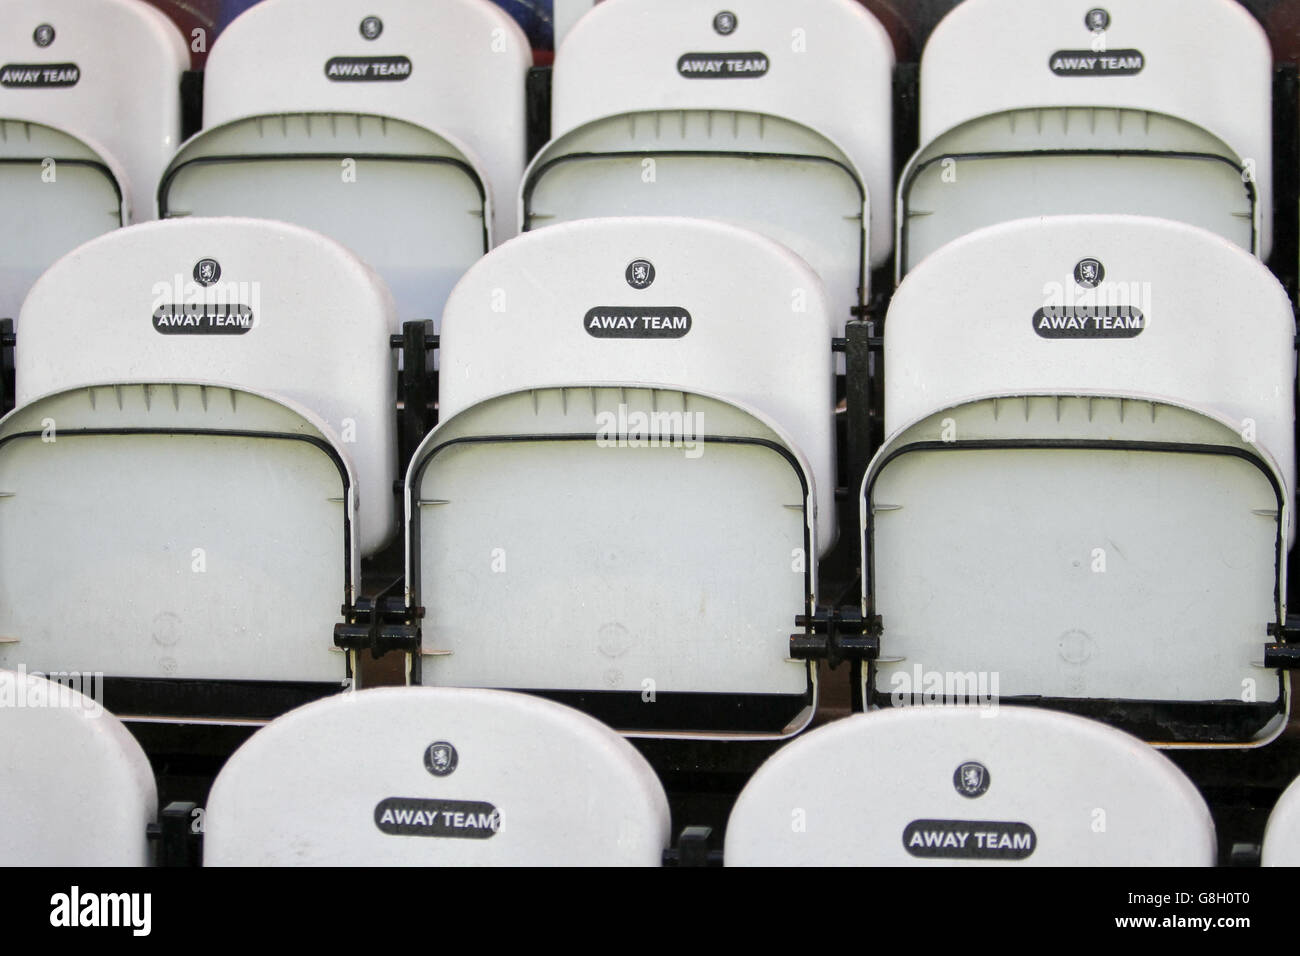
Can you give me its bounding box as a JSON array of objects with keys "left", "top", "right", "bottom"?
[
  {"left": 203, "top": 686, "right": 670, "bottom": 865},
  {"left": 408, "top": 218, "right": 833, "bottom": 737},
  {"left": 159, "top": 0, "right": 531, "bottom": 331},
  {"left": 1261, "top": 773, "right": 1300, "bottom": 865},
  {"left": 725, "top": 706, "right": 1217, "bottom": 866},
  {"left": 866, "top": 215, "right": 1296, "bottom": 747},
  {"left": 0, "top": 0, "right": 188, "bottom": 322},
  {"left": 0, "top": 669, "right": 157, "bottom": 865},
  {"left": 897, "top": 0, "right": 1272, "bottom": 279},
  {"left": 0, "top": 218, "right": 397, "bottom": 721},
  {"left": 523, "top": 0, "right": 893, "bottom": 334},
  {"left": 0, "top": 384, "right": 361, "bottom": 722}
]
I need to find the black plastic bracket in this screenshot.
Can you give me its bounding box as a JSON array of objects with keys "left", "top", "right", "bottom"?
[
  {"left": 1227, "top": 842, "right": 1261, "bottom": 867},
  {"left": 1265, "top": 643, "right": 1300, "bottom": 668},
  {"left": 1265, "top": 616, "right": 1300, "bottom": 668},
  {"left": 146, "top": 801, "right": 202, "bottom": 867},
  {"left": 790, "top": 607, "right": 881, "bottom": 669},
  {"left": 662, "top": 825, "right": 722, "bottom": 867},
  {"left": 1270, "top": 64, "right": 1300, "bottom": 309},
  {"left": 334, "top": 578, "right": 423, "bottom": 659}
]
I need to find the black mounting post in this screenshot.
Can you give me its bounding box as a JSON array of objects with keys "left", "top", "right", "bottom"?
[
  {"left": 0, "top": 319, "right": 13, "bottom": 416},
  {"left": 180, "top": 70, "right": 204, "bottom": 142},
  {"left": 842, "top": 319, "right": 877, "bottom": 502},
  {"left": 1280, "top": 67, "right": 1300, "bottom": 613},
  {"left": 662, "top": 826, "right": 723, "bottom": 867},
  {"left": 1270, "top": 64, "right": 1299, "bottom": 308},
  {"left": 525, "top": 65, "right": 553, "bottom": 161},
  {"left": 146, "top": 801, "right": 202, "bottom": 867},
  {"left": 393, "top": 320, "right": 438, "bottom": 474}
]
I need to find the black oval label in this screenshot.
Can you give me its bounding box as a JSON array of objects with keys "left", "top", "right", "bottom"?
[
  {"left": 324, "top": 55, "right": 412, "bottom": 82},
  {"left": 677, "top": 52, "right": 769, "bottom": 78},
  {"left": 903, "top": 819, "right": 1036, "bottom": 860},
  {"left": 374, "top": 797, "right": 500, "bottom": 839},
  {"left": 0, "top": 63, "right": 79, "bottom": 88},
  {"left": 153, "top": 304, "right": 255, "bottom": 335},
  {"left": 585, "top": 306, "right": 692, "bottom": 339},
  {"left": 1032, "top": 305, "right": 1144, "bottom": 339},
  {"left": 1048, "top": 49, "right": 1144, "bottom": 76}
]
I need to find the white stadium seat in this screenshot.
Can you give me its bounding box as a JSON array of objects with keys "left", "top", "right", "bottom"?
[
  {"left": 898, "top": 0, "right": 1272, "bottom": 277},
  {"left": 0, "top": 0, "right": 188, "bottom": 321},
  {"left": 159, "top": 0, "right": 530, "bottom": 331},
  {"left": 524, "top": 0, "right": 893, "bottom": 333},
  {"left": 203, "top": 687, "right": 671, "bottom": 866},
  {"left": 725, "top": 706, "right": 1217, "bottom": 866},
  {"left": 0, "top": 669, "right": 157, "bottom": 865},
  {"left": 1261, "top": 772, "right": 1300, "bottom": 866},
  {"left": 0, "top": 218, "right": 403, "bottom": 721},
  {"left": 15, "top": 217, "right": 398, "bottom": 556},
  {"left": 438, "top": 217, "right": 837, "bottom": 553},
  {"left": 411, "top": 217, "right": 832, "bottom": 737},
  {"left": 867, "top": 215, "right": 1295, "bottom": 746},
  {"left": 0, "top": 0, "right": 187, "bottom": 215},
  {"left": 0, "top": 384, "right": 360, "bottom": 721}
]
